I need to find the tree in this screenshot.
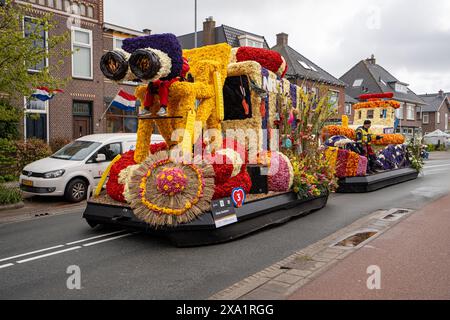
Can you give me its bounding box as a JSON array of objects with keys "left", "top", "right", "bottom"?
[{"left": 0, "top": 0, "right": 69, "bottom": 99}]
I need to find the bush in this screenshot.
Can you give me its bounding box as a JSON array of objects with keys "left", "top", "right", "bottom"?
[
  {"left": 0, "top": 100, "right": 21, "bottom": 140},
  {"left": 50, "top": 137, "right": 72, "bottom": 153},
  {"left": 0, "top": 185, "right": 22, "bottom": 205},
  {"left": 14, "top": 139, "right": 52, "bottom": 174},
  {"left": 0, "top": 138, "right": 17, "bottom": 177}
]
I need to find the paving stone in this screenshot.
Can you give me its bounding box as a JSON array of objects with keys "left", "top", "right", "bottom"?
[
  {"left": 239, "top": 288, "right": 285, "bottom": 300},
  {"left": 286, "top": 269, "right": 312, "bottom": 277},
  {"left": 211, "top": 277, "right": 271, "bottom": 300},
  {"left": 259, "top": 280, "right": 291, "bottom": 294},
  {"left": 273, "top": 273, "right": 304, "bottom": 285}
]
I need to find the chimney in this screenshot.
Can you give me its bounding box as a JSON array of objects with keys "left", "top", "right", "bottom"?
[
  {"left": 366, "top": 54, "right": 376, "bottom": 65},
  {"left": 276, "top": 32, "right": 288, "bottom": 46},
  {"left": 438, "top": 89, "right": 444, "bottom": 97},
  {"left": 143, "top": 29, "right": 152, "bottom": 35},
  {"left": 203, "top": 16, "right": 216, "bottom": 46}
]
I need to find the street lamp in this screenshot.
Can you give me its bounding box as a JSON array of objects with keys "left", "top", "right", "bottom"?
[{"left": 194, "top": 0, "right": 198, "bottom": 48}]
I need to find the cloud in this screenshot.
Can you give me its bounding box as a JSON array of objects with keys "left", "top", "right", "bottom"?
[{"left": 104, "top": 0, "right": 450, "bottom": 93}]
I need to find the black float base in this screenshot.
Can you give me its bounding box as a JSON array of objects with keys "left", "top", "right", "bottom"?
[
  {"left": 337, "top": 167, "right": 419, "bottom": 193},
  {"left": 83, "top": 192, "right": 328, "bottom": 247}
]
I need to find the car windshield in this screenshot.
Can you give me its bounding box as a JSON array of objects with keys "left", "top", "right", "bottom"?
[{"left": 51, "top": 141, "right": 101, "bottom": 161}]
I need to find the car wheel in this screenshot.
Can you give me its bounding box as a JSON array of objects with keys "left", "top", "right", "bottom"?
[{"left": 65, "top": 178, "right": 88, "bottom": 203}]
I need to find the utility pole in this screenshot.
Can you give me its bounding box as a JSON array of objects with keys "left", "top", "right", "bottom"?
[{"left": 194, "top": 0, "right": 198, "bottom": 48}]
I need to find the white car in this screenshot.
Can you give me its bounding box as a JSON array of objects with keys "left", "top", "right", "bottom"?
[{"left": 20, "top": 133, "right": 164, "bottom": 202}]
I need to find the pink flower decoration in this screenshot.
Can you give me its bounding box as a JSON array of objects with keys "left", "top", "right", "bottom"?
[{"left": 156, "top": 167, "right": 187, "bottom": 196}]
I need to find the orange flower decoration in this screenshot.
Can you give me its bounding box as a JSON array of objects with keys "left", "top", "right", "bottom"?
[{"left": 353, "top": 100, "right": 401, "bottom": 110}]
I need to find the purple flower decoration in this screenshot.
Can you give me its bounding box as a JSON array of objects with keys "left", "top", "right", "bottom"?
[{"left": 122, "top": 33, "right": 183, "bottom": 80}]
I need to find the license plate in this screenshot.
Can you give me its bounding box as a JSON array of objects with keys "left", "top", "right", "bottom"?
[{"left": 22, "top": 179, "right": 33, "bottom": 187}]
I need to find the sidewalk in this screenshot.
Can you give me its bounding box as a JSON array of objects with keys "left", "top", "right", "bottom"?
[{"left": 289, "top": 194, "right": 450, "bottom": 300}]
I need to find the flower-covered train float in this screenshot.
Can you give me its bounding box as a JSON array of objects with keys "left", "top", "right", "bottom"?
[
  {"left": 85, "top": 32, "right": 349, "bottom": 246},
  {"left": 321, "top": 93, "right": 421, "bottom": 193}
]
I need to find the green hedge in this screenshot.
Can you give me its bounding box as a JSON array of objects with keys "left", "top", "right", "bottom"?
[{"left": 0, "top": 138, "right": 52, "bottom": 178}]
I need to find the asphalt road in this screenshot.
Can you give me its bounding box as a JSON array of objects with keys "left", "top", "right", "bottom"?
[{"left": 1, "top": 153, "right": 449, "bottom": 300}]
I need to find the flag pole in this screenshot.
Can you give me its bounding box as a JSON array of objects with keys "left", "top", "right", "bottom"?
[{"left": 99, "top": 96, "right": 114, "bottom": 123}]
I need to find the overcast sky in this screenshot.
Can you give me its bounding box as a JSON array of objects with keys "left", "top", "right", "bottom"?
[{"left": 104, "top": 0, "right": 450, "bottom": 94}]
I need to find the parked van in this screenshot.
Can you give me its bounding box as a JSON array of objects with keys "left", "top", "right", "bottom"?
[{"left": 20, "top": 133, "right": 164, "bottom": 202}]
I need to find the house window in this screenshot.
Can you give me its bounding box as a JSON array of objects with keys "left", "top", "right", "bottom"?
[
  {"left": 345, "top": 103, "right": 352, "bottom": 115},
  {"left": 395, "top": 104, "right": 404, "bottom": 120},
  {"left": 353, "top": 79, "right": 363, "bottom": 87},
  {"left": 64, "top": 0, "right": 70, "bottom": 11},
  {"left": 406, "top": 104, "right": 415, "bottom": 120},
  {"left": 395, "top": 83, "right": 408, "bottom": 94},
  {"left": 367, "top": 110, "right": 374, "bottom": 119},
  {"left": 298, "top": 60, "right": 311, "bottom": 70},
  {"left": 80, "top": 4, "right": 86, "bottom": 16},
  {"left": 24, "top": 17, "right": 47, "bottom": 72},
  {"left": 24, "top": 97, "right": 48, "bottom": 142},
  {"left": 445, "top": 113, "right": 448, "bottom": 131},
  {"left": 38, "top": 0, "right": 45, "bottom": 5},
  {"left": 87, "top": 6, "right": 94, "bottom": 18},
  {"left": 113, "top": 37, "right": 124, "bottom": 50},
  {"left": 238, "top": 35, "right": 263, "bottom": 48},
  {"left": 328, "top": 91, "right": 339, "bottom": 111},
  {"left": 106, "top": 105, "right": 139, "bottom": 133},
  {"left": 436, "top": 112, "right": 441, "bottom": 124},
  {"left": 55, "top": 0, "right": 62, "bottom": 10},
  {"left": 422, "top": 113, "right": 429, "bottom": 124},
  {"left": 72, "top": 27, "right": 93, "bottom": 79},
  {"left": 47, "top": 0, "right": 54, "bottom": 7}
]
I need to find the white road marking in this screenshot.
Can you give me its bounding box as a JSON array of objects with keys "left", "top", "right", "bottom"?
[
  {"left": 66, "top": 230, "right": 127, "bottom": 245},
  {"left": 82, "top": 232, "right": 138, "bottom": 247},
  {"left": 0, "top": 245, "right": 65, "bottom": 263},
  {"left": 0, "top": 263, "right": 14, "bottom": 269},
  {"left": 16, "top": 246, "right": 82, "bottom": 264},
  {"left": 424, "top": 164, "right": 450, "bottom": 169}
]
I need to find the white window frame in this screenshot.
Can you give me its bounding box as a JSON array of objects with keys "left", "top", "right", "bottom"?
[
  {"left": 396, "top": 104, "right": 404, "bottom": 120},
  {"left": 345, "top": 103, "right": 352, "bottom": 115},
  {"left": 71, "top": 26, "right": 93, "bottom": 80},
  {"left": 328, "top": 90, "right": 339, "bottom": 110},
  {"left": 23, "top": 16, "right": 49, "bottom": 73},
  {"left": 113, "top": 36, "right": 125, "bottom": 50},
  {"left": 445, "top": 113, "right": 448, "bottom": 131},
  {"left": 422, "top": 112, "right": 429, "bottom": 124},
  {"left": 298, "top": 60, "right": 311, "bottom": 70},
  {"left": 23, "top": 97, "right": 49, "bottom": 143},
  {"left": 436, "top": 112, "right": 441, "bottom": 124},
  {"left": 406, "top": 104, "right": 415, "bottom": 121}
]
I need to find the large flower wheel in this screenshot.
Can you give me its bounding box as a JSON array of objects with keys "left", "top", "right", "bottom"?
[{"left": 125, "top": 151, "right": 215, "bottom": 227}]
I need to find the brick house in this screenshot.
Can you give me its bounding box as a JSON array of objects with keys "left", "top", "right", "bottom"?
[
  {"left": 15, "top": 0, "right": 145, "bottom": 144},
  {"left": 271, "top": 33, "right": 346, "bottom": 120},
  {"left": 418, "top": 91, "right": 450, "bottom": 134},
  {"left": 178, "top": 18, "right": 346, "bottom": 119},
  {"left": 340, "top": 55, "right": 427, "bottom": 139}
]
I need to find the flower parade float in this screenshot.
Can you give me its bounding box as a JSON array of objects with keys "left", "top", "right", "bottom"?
[
  {"left": 83, "top": 33, "right": 334, "bottom": 246},
  {"left": 322, "top": 93, "right": 421, "bottom": 193}
]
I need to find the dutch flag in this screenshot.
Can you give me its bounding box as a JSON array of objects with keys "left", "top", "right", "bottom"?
[
  {"left": 111, "top": 90, "right": 137, "bottom": 111},
  {"left": 31, "top": 87, "right": 63, "bottom": 101}
]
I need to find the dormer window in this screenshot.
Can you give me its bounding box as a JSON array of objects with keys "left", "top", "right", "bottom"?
[
  {"left": 238, "top": 34, "right": 263, "bottom": 48},
  {"left": 395, "top": 83, "right": 408, "bottom": 94},
  {"left": 353, "top": 79, "right": 363, "bottom": 87}
]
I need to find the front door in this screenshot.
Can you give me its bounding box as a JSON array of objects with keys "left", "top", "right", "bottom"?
[{"left": 73, "top": 116, "right": 91, "bottom": 139}]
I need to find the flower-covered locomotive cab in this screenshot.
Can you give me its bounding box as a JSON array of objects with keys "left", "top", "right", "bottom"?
[{"left": 86, "top": 34, "right": 333, "bottom": 246}]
